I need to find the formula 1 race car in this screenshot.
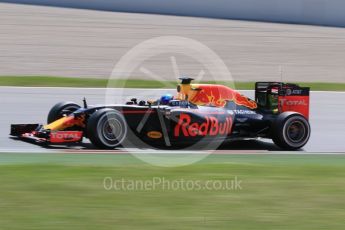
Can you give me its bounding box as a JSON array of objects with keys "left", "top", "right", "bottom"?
[{"left": 10, "top": 78, "right": 311, "bottom": 150}]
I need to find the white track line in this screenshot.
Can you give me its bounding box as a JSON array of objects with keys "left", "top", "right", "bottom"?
[{"left": 0, "top": 149, "right": 344, "bottom": 155}]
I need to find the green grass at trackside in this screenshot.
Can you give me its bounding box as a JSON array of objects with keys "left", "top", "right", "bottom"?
[
  {"left": 1, "top": 153, "right": 345, "bottom": 229},
  {"left": 0, "top": 76, "right": 345, "bottom": 91}
]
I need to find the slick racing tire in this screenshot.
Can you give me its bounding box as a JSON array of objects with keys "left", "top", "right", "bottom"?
[
  {"left": 47, "top": 102, "right": 81, "bottom": 123},
  {"left": 87, "top": 109, "right": 127, "bottom": 149},
  {"left": 272, "top": 112, "right": 311, "bottom": 150}
]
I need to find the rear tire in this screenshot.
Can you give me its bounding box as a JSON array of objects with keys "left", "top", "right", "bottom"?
[
  {"left": 47, "top": 102, "right": 81, "bottom": 123},
  {"left": 87, "top": 109, "right": 127, "bottom": 149},
  {"left": 272, "top": 112, "right": 311, "bottom": 150}
]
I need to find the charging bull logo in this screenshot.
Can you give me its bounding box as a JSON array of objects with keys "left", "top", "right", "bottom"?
[
  {"left": 174, "top": 113, "right": 233, "bottom": 137},
  {"left": 188, "top": 84, "right": 257, "bottom": 109}
]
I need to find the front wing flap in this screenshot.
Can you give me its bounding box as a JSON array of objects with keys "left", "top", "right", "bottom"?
[
  {"left": 10, "top": 124, "right": 41, "bottom": 136},
  {"left": 10, "top": 124, "right": 83, "bottom": 144}
]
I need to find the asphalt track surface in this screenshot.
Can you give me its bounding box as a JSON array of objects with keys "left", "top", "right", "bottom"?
[
  {"left": 1, "top": 3, "right": 345, "bottom": 82},
  {"left": 0, "top": 87, "right": 344, "bottom": 153}
]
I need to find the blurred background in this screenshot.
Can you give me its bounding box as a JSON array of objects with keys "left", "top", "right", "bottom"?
[
  {"left": 3, "top": 0, "right": 345, "bottom": 27},
  {"left": 1, "top": 1, "right": 345, "bottom": 229},
  {"left": 0, "top": 0, "right": 345, "bottom": 82}
]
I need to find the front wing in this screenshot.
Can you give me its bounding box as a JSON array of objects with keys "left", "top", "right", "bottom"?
[{"left": 10, "top": 124, "right": 83, "bottom": 144}]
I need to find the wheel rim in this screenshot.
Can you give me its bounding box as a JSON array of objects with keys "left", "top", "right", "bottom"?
[
  {"left": 97, "top": 113, "right": 127, "bottom": 147},
  {"left": 101, "top": 118, "right": 123, "bottom": 142},
  {"left": 286, "top": 120, "right": 306, "bottom": 143}
]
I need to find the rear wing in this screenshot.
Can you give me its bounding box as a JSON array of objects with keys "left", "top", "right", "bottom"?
[{"left": 255, "top": 82, "right": 310, "bottom": 119}]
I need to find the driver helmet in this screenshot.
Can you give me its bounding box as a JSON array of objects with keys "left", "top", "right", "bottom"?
[{"left": 160, "top": 94, "right": 173, "bottom": 105}]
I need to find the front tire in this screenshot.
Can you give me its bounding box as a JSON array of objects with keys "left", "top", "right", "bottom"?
[
  {"left": 47, "top": 102, "right": 81, "bottom": 123},
  {"left": 272, "top": 112, "right": 311, "bottom": 150},
  {"left": 87, "top": 109, "right": 127, "bottom": 149}
]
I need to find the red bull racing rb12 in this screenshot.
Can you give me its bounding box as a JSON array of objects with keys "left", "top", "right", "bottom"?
[{"left": 10, "top": 78, "right": 311, "bottom": 150}]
